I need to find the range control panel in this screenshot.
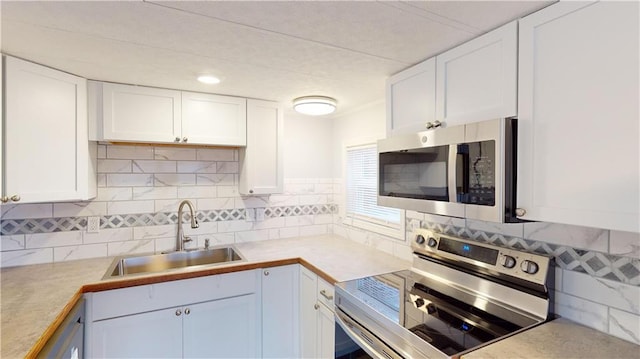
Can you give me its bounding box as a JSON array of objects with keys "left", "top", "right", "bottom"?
[{"left": 411, "top": 228, "right": 550, "bottom": 286}]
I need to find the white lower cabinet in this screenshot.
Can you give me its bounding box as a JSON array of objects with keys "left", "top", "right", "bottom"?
[
  {"left": 85, "top": 270, "right": 261, "bottom": 358},
  {"left": 300, "top": 265, "right": 335, "bottom": 359},
  {"left": 261, "top": 265, "right": 300, "bottom": 358}
]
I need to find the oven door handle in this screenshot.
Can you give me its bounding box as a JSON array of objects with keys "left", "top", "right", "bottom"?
[{"left": 335, "top": 310, "right": 403, "bottom": 359}]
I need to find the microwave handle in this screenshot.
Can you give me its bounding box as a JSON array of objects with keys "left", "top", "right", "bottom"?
[
  {"left": 448, "top": 146, "right": 458, "bottom": 202},
  {"left": 456, "top": 145, "right": 470, "bottom": 199}
]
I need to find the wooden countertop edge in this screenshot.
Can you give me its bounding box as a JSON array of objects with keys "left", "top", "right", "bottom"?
[{"left": 24, "top": 257, "right": 336, "bottom": 358}]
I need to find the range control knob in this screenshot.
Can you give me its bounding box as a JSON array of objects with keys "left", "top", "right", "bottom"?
[
  {"left": 415, "top": 235, "right": 426, "bottom": 245},
  {"left": 427, "top": 237, "right": 438, "bottom": 248},
  {"left": 500, "top": 255, "right": 516, "bottom": 269},
  {"left": 426, "top": 303, "right": 437, "bottom": 315},
  {"left": 520, "top": 260, "right": 539, "bottom": 275},
  {"left": 414, "top": 298, "right": 425, "bottom": 308}
]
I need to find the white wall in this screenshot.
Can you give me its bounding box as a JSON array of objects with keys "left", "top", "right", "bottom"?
[{"left": 283, "top": 113, "right": 333, "bottom": 179}]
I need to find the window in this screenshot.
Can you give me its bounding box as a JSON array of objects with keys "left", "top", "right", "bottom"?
[{"left": 344, "top": 143, "right": 405, "bottom": 240}]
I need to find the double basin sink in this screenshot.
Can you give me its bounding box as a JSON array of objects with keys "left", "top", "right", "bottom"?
[{"left": 104, "top": 246, "right": 244, "bottom": 279}]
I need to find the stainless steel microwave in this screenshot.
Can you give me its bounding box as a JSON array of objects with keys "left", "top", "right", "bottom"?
[{"left": 377, "top": 118, "right": 519, "bottom": 223}]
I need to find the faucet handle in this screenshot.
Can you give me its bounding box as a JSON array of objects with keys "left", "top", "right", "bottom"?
[
  {"left": 204, "top": 238, "right": 210, "bottom": 249},
  {"left": 183, "top": 236, "right": 193, "bottom": 244}
]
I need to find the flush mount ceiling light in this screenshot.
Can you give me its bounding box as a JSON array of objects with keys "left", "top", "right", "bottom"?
[
  {"left": 197, "top": 74, "right": 221, "bottom": 84},
  {"left": 293, "top": 96, "right": 337, "bottom": 116}
]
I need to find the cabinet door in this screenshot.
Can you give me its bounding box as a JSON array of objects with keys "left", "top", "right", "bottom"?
[
  {"left": 181, "top": 92, "right": 247, "bottom": 146},
  {"left": 300, "top": 266, "right": 319, "bottom": 358},
  {"left": 90, "top": 307, "right": 183, "bottom": 358},
  {"left": 4, "top": 56, "right": 93, "bottom": 203},
  {"left": 102, "top": 82, "right": 181, "bottom": 143},
  {"left": 386, "top": 58, "right": 436, "bottom": 136},
  {"left": 436, "top": 21, "right": 517, "bottom": 126},
  {"left": 317, "top": 303, "right": 336, "bottom": 359},
  {"left": 183, "top": 294, "right": 260, "bottom": 358},
  {"left": 517, "top": 2, "right": 639, "bottom": 232},
  {"left": 239, "top": 99, "right": 284, "bottom": 195},
  {"left": 261, "top": 265, "right": 300, "bottom": 358}
]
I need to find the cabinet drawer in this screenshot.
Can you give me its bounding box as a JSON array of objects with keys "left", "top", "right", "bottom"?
[
  {"left": 317, "top": 277, "right": 335, "bottom": 310},
  {"left": 90, "top": 270, "right": 259, "bottom": 321}
]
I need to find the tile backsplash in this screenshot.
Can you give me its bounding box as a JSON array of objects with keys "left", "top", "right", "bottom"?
[{"left": 1, "top": 143, "right": 638, "bottom": 345}]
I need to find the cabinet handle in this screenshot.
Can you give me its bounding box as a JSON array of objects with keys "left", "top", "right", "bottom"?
[
  {"left": 515, "top": 208, "right": 526, "bottom": 217},
  {"left": 10, "top": 195, "right": 20, "bottom": 202},
  {"left": 182, "top": 137, "right": 188, "bottom": 143},
  {"left": 174, "top": 137, "right": 181, "bottom": 142},
  {"left": 185, "top": 308, "right": 191, "bottom": 315},
  {"left": 264, "top": 270, "right": 269, "bottom": 276},
  {"left": 175, "top": 309, "right": 182, "bottom": 316},
  {"left": 314, "top": 303, "right": 320, "bottom": 310},
  {"left": 0, "top": 196, "right": 8, "bottom": 203},
  {"left": 320, "top": 289, "right": 333, "bottom": 301}
]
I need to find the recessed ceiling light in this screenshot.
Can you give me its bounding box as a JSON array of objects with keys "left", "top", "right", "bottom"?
[
  {"left": 197, "top": 75, "right": 221, "bottom": 84},
  {"left": 292, "top": 96, "right": 337, "bottom": 116}
]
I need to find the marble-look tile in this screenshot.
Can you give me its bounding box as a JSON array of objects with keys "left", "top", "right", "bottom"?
[
  {"left": 315, "top": 183, "right": 334, "bottom": 194},
  {"left": 132, "top": 187, "right": 177, "bottom": 200},
  {"left": 314, "top": 214, "right": 334, "bottom": 225},
  {"left": 1, "top": 203, "right": 53, "bottom": 220},
  {"left": 177, "top": 161, "right": 217, "bottom": 174},
  {"left": 26, "top": 231, "right": 82, "bottom": 249},
  {"left": 285, "top": 215, "right": 314, "bottom": 227},
  {"left": 284, "top": 183, "right": 315, "bottom": 195},
  {"left": 217, "top": 186, "right": 239, "bottom": 197},
  {"left": 0, "top": 248, "right": 53, "bottom": 267},
  {"left": 1, "top": 235, "right": 25, "bottom": 251},
  {"left": 254, "top": 217, "right": 286, "bottom": 230},
  {"left": 177, "top": 186, "right": 216, "bottom": 199},
  {"left": 197, "top": 198, "right": 235, "bottom": 210},
  {"left": 216, "top": 162, "right": 238, "bottom": 174},
  {"left": 610, "top": 231, "right": 640, "bottom": 259},
  {"left": 609, "top": 308, "right": 640, "bottom": 345},
  {"left": 405, "top": 210, "right": 424, "bottom": 221},
  {"left": 107, "top": 145, "right": 154, "bottom": 160},
  {"left": 196, "top": 148, "right": 235, "bottom": 161},
  {"left": 97, "top": 159, "right": 132, "bottom": 173},
  {"left": 196, "top": 234, "right": 234, "bottom": 248},
  {"left": 184, "top": 222, "right": 217, "bottom": 237},
  {"left": 53, "top": 202, "right": 107, "bottom": 217},
  {"left": 107, "top": 200, "right": 155, "bottom": 215},
  {"left": 466, "top": 219, "right": 524, "bottom": 238},
  {"left": 235, "top": 229, "right": 270, "bottom": 243},
  {"left": 95, "top": 187, "right": 133, "bottom": 201},
  {"left": 53, "top": 244, "right": 107, "bottom": 262},
  {"left": 133, "top": 224, "right": 175, "bottom": 240},
  {"left": 82, "top": 228, "right": 133, "bottom": 244},
  {"left": 96, "top": 174, "right": 107, "bottom": 187},
  {"left": 554, "top": 292, "right": 609, "bottom": 332},
  {"left": 236, "top": 196, "right": 269, "bottom": 209},
  {"left": 562, "top": 270, "right": 639, "bottom": 313},
  {"left": 154, "top": 199, "right": 186, "bottom": 213},
  {"left": 154, "top": 174, "right": 196, "bottom": 186},
  {"left": 107, "top": 173, "right": 154, "bottom": 187},
  {"left": 107, "top": 239, "right": 155, "bottom": 256},
  {"left": 524, "top": 222, "right": 609, "bottom": 252},
  {"left": 299, "top": 194, "right": 328, "bottom": 205},
  {"left": 299, "top": 225, "right": 329, "bottom": 237},
  {"left": 155, "top": 147, "right": 196, "bottom": 161},
  {"left": 269, "top": 227, "right": 300, "bottom": 240},
  {"left": 97, "top": 144, "right": 107, "bottom": 159},
  {"left": 218, "top": 220, "right": 253, "bottom": 233},
  {"left": 155, "top": 237, "right": 177, "bottom": 253},
  {"left": 133, "top": 160, "right": 176, "bottom": 173},
  {"left": 196, "top": 173, "right": 235, "bottom": 186},
  {"left": 422, "top": 213, "right": 466, "bottom": 228},
  {"left": 268, "top": 195, "right": 299, "bottom": 207}
]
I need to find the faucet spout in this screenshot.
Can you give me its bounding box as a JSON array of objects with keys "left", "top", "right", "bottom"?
[{"left": 177, "top": 200, "right": 199, "bottom": 252}]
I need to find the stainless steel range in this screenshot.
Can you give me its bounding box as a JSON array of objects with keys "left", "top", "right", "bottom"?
[{"left": 335, "top": 228, "right": 553, "bottom": 359}]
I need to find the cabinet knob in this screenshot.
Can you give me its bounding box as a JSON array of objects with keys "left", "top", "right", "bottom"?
[
  {"left": 515, "top": 208, "right": 526, "bottom": 217},
  {"left": 314, "top": 303, "right": 320, "bottom": 310},
  {"left": 264, "top": 270, "right": 269, "bottom": 276},
  {"left": 175, "top": 137, "right": 181, "bottom": 142},
  {"left": 432, "top": 120, "right": 442, "bottom": 128},
  {"left": 182, "top": 137, "right": 188, "bottom": 143},
  {"left": 0, "top": 196, "right": 8, "bottom": 203},
  {"left": 425, "top": 122, "right": 434, "bottom": 129},
  {"left": 10, "top": 195, "right": 20, "bottom": 202},
  {"left": 249, "top": 189, "right": 254, "bottom": 194},
  {"left": 175, "top": 309, "right": 182, "bottom": 316},
  {"left": 184, "top": 308, "right": 191, "bottom": 315}
]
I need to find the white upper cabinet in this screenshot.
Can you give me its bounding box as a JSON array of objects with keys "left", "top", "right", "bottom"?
[
  {"left": 90, "top": 81, "right": 247, "bottom": 146},
  {"left": 386, "top": 58, "right": 436, "bottom": 136},
  {"left": 239, "top": 99, "right": 284, "bottom": 195},
  {"left": 436, "top": 21, "right": 518, "bottom": 127},
  {"left": 181, "top": 91, "right": 246, "bottom": 146},
  {"left": 3, "top": 56, "right": 96, "bottom": 204},
  {"left": 517, "top": 1, "right": 639, "bottom": 232}
]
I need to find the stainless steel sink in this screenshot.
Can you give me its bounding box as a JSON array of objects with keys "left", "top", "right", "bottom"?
[{"left": 103, "top": 246, "right": 244, "bottom": 279}]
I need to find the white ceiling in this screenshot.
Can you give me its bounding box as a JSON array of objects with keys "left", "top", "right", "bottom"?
[{"left": 0, "top": 1, "right": 553, "bottom": 116}]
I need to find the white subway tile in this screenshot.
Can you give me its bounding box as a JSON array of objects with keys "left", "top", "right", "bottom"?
[
  {"left": 97, "top": 144, "right": 107, "bottom": 159},
  {"left": 236, "top": 196, "right": 269, "bottom": 209},
  {"left": 133, "top": 224, "right": 175, "bottom": 240},
  {"left": 314, "top": 214, "right": 334, "bottom": 225},
  {"left": 154, "top": 174, "right": 196, "bottom": 186},
  {"left": 177, "top": 161, "right": 217, "bottom": 174},
  {"left": 268, "top": 195, "right": 299, "bottom": 207},
  {"left": 609, "top": 309, "right": 640, "bottom": 344},
  {"left": 1, "top": 248, "right": 53, "bottom": 267},
  {"left": 254, "top": 217, "right": 286, "bottom": 230},
  {"left": 610, "top": 231, "right": 640, "bottom": 259},
  {"left": 97, "top": 159, "right": 132, "bottom": 173},
  {"left": 155, "top": 237, "right": 177, "bottom": 253},
  {"left": 155, "top": 199, "right": 185, "bottom": 213},
  {"left": 155, "top": 147, "right": 196, "bottom": 161},
  {"left": 1, "top": 235, "right": 25, "bottom": 251},
  {"left": 562, "top": 270, "right": 639, "bottom": 313},
  {"left": 285, "top": 215, "right": 314, "bottom": 227},
  {"left": 270, "top": 227, "right": 300, "bottom": 239},
  {"left": 216, "top": 162, "right": 238, "bottom": 174},
  {"left": 466, "top": 219, "right": 524, "bottom": 238},
  {"left": 299, "top": 225, "right": 328, "bottom": 237},
  {"left": 299, "top": 195, "right": 327, "bottom": 205},
  {"left": 26, "top": 231, "right": 83, "bottom": 249},
  {"left": 132, "top": 187, "right": 178, "bottom": 200},
  {"left": 107, "top": 145, "right": 154, "bottom": 160},
  {"left": 184, "top": 222, "right": 217, "bottom": 237},
  {"left": 107, "top": 201, "right": 155, "bottom": 215},
  {"left": 53, "top": 202, "right": 107, "bottom": 217},
  {"left": 1, "top": 203, "right": 53, "bottom": 219},
  {"left": 235, "top": 229, "right": 269, "bottom": 243},
  {"left": 524, "top": 222, "right": 609, "bottom": 252},
  {"left": 177, "top": 186, "right": 216, "bottom": 199},
  {"left": 196, "top": 174, "right": 234, "bottom": 186},
  {"left": 133, "top": 160, "right": 176, "bottom": 173},
  {"left": 96, "top": 187, "right": 133, "bottom": 201},
  {"left": 422, "top": 213, "right": 466, "bottom": 227},
  {"left": 554, "top": 292, "right": 609, "bottom": 332},
  {"left": 107, "top": 174, "right": 154, "bottom": 187},
  {"left": 218, "top": 220, "right": 253, "bottom": 233},
  {"left": 197, "top": 233, "right": 234, "bottom": 247},
  {"left": 405, "top": 211, "right": 424, "bottom": 221},
  {"left": 285, "top": 183, "right": 315, "bottom": 194},
  {"left": 83, "top": 228, "right": 133, "bottom": 244},
  {"left": 107, "top": 239, "right": 155, "bottom": 256},
  {"left": 217, "top": 186, "right": 239, "bottom": 197},
  {"left": 314, "top": 183, "right": 334, "bottom": 194},
  {"left": 196, "top": 148, "right": 235, "bottom": 161},
  {"left": 54, "top": 244, "right": 108, "bottom": 262},
  {"left": 97, "top": 174, "right": 107, "bottom": 187},
  {"left": 197, "top": 198, "right": 235, "bottom": 210}
]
